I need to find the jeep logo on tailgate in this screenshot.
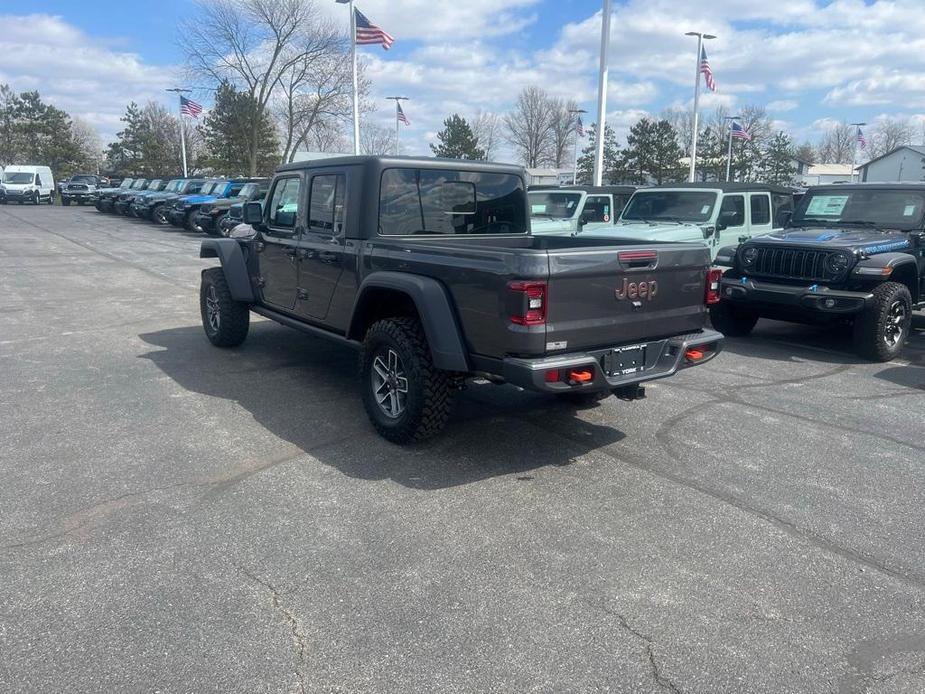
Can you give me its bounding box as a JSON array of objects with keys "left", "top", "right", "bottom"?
[{"left": 615, "top": 278, "right": 657, "bottom": 301}]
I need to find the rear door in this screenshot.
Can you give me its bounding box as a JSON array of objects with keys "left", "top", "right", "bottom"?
[
  {"left": 257, "top": 175, "right": 303, "bottom": 311},
  {"left": 296, "top": 171, "right": 347, "bottom": 321},
  {"left": 545, "top": 243, "right": 709, "bottom": 350}
]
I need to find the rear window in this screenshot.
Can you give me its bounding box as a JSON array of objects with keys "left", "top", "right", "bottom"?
[{"left": 379, "top": 168, "right": 527, "bottom": 236}]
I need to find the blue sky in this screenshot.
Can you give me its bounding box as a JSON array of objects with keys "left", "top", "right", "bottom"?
[{"left": 3, "top": 0, "right": 925, "bottom": 159}]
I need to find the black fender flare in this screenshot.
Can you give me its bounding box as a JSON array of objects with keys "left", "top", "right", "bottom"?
[
  {"left": 349, "top": 272, "right": 469, "bottom": 372},
  {"left": 853, "top": 252, "right": 920, "bottom": 300},
  {"left": 200, "top": 239, "right": 254, "bottom": 302}
]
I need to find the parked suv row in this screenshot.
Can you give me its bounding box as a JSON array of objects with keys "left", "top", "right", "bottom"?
[{"left": 92, "top": 176, "right": 269, "bottom": 236}]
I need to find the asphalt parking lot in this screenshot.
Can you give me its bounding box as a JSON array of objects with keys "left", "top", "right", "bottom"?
[{"left": 1, "top": 204, "right": 924, "bottom": 693}]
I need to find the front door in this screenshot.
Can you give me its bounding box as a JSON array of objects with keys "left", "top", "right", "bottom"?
[
  {"left": 579, "top": 194, "right": 614, "bottom": 233},
  {"left": 715, "top": 193, "right": 746, "bottom": 250},
  {"left": 257, "top": 175, "right": 303, "bottom": 311},
  {"left": 297, "top": 172, "right": 347, "bottom": 321}
]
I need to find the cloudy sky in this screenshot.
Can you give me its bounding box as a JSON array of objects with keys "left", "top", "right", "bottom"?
[{"left": 3, "top": 0, "right": 925, "bottom": 160}]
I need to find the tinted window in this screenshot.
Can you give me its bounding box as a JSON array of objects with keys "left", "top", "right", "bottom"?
[
  {"left": 226, "top": 183, "right": 245, "bottom": 197},
  {"left": 772, "top": 193, "right": 793, "bottom": 227},
  {"left": 379, "top": 168, "right": 526, "bottom": 236},
  {"left": 583, "top": 195, "right": 612, "bottom": 223},
  {"left": 308, "top": 174, "right": 346, "bottom": 235},
  {"left": 719, "top": 195, "right": 745, "bottom": 227},
  {"left": 750, "top": 194, "right": 770, "bottom": 225},
  {"left": 268, "top": 177, "right": 301, "bottom": 229},
  {"left": 528, "top": 191, "right": 582, "bottom": 219}
]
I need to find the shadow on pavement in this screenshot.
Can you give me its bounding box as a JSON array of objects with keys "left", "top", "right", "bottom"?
[
  {"left": 715, "top": 316, "right": 925, "bottom": 365},
  {"left": 138, "top": 322, "right": 625, "bottom": 490}
]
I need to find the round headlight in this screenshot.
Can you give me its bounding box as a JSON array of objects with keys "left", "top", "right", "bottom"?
[
  {"left": 741, "top": 246, "right": 759, "bottom": 266},
  {"left": 824, "top": 252, "right": 850, "bottom": 274}
]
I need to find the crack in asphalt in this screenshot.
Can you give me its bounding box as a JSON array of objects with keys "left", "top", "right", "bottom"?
[
  {"left": 235, "top": 564, "right": 308, "bottom": 694},
  {"left": 590, "top": 599, "right": 683, "bottom": 694}
]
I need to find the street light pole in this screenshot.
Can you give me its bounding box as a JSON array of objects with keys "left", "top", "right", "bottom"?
[
  {"left": 685, "top": 31, "right": 715, "bottom": 182},
  {"left": 166, "top": 88, "right": 192, "bottom": 177},
  {"left": 724, "top": 114, "right": 742, "bottom": 182},
  {"left": 593, "top": 0, "right": 613, "bottom": 186},
  {"left": 849, "top": 121, "right": 866, "bottom": 183},
  {"left": 569, "top": 108, "right": 587, "bottom": 185},
  {"left": 386, "top": 96, "right": 409, "bottom": 156}
]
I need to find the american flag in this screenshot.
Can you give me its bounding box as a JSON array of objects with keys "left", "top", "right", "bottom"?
[
  {"left": 700, "top": 47, "right": 716, "bottom": 92},
  {"left": 731, "top": 121, "right": 751, "bottom": 141},
  {"left": 355, "top": 8, "right": 394, "bottom": 50},
  {"left": 180, "top": 96, "right": 203, "bottom": 118},
  {"left": 857, "top": 127, "right": 867, "bottom": 149},
  {"left": 576, "top": 116, "right": 584, "bottom": 137},
  {"left": 397, "top": 102, "right": 410, "bottom": 126}
]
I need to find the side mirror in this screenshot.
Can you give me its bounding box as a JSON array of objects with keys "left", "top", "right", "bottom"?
[
  {"left": 243, "top": 201, "right": 264, "bottom": 226},
  {"left": 715, "top": 221, "right": 727, "bottom": 232}
]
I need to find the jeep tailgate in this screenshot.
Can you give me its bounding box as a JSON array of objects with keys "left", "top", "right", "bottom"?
[{"left": 544, "top": 243, "right": 710, "bottom": 352}]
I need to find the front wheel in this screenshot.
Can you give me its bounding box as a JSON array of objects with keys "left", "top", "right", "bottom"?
[
  {"left": 152, "top": 204, "right": 168, "bottom": 225},
  {"left": 200, "top": 268, "right": 250, "bottom": 347},
  {"left": 853, "top": 282, "right": 912, "bottom": 362},
  {"left": 47, "top": 192, "right": 54, "bottom": 205},
  {"left": 360, "top": 317, "right": 453, "bottom": 444},
  {"left": 709, "top": 301, "right": 759, "bottom": 337},
  {"left": 61, "top": 198, "right": 71, "bottom": 206}
]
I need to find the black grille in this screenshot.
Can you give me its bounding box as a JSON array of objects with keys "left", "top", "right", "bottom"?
[
  {"left": 66, "top": 184, "right": 88, "bottom": 191},
  {"left": 748, "top": 247, "right": 835, "bottom": 282}
]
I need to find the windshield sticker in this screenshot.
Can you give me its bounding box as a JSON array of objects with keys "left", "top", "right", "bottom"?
[
  {"left": 603, "top": 214, "right": 610, "bottom": 222},
  {"left": 700, "top": 205, "right": 711, "bottom": 214},
  {"left": 806, "top": 195, "right": 849, "bottom": 216},
  {"left": 903, "top": 204, "right": 917, "bottom": 216},
  {"left": 531, "top": 204, "right": 546, "bottom": 213}
]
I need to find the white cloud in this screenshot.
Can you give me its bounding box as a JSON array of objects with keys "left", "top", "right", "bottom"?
[
  {"left": 0, "top": 14, "right": 176, "bottom": 144},
  {"left": 767, "top": 100, "right": 799, "bottom": 112}
]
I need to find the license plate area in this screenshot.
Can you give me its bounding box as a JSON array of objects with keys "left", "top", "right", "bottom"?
[{"left": 603, "top": 344, "right": 646, "bottom": 377}]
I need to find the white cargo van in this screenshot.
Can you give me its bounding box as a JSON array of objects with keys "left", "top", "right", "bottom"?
[{"left": 0, "top": 165, "right": 56, "bottom": 205}]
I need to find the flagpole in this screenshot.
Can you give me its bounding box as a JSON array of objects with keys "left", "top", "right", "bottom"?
[
  {"left": 724, "top": 114, "right": 740, "bottom": 182},
  {"left": 569, "top": 108, "right": 587, "bottom": 185},
  {"left": 593, "top": 0, "right": 612, "bottom": 186},
  {"left": 350, "top": 0, "right": 360, "bottom": 155},
  {"left": 166, "top": 88, "right": 191, "bottom": 177},
  {"left": 849, "top": 121, "right": 866, "bottom": 183},
  {"left": 685, "top": 31, "right": 715, "bottom": 182},
  {"left": 386, "top": 96, "right": 408, "bottom": 157}
]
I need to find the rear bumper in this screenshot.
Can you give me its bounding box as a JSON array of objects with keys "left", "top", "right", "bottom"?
[
  {"left": 719, "top": 277, "right": 874, "bottom": 316},
  {"left": 502, "top": 329, "right": 723, "bottom": 394}
]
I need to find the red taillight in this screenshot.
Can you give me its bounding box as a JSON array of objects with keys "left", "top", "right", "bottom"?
[
  {"left": 705, "top": 268, "right": 722, "bottom": 305},
  {"left": 509, "top": 280, "right": 547, "bottom": 326},
  {"left": 568, "top": 369, "right": 593, "bottom": 383},
  {"left": 544, "top": 369, "right": 560, "bottom": 383},
  {"left": 685, "top": 349, "right": 705, "bottom": 362},
  {"left": 618, "top": 250, "right": 658, "bottom": 263}
]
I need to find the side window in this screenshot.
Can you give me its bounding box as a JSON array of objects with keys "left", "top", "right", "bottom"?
[
  {"left": 583, "top": 195, "right": 611, "bottom": 223},
  {"left": 308, "top": 174, "right": 346, "bottom": 235},
  {"left": 719, "top": 195, "right": 745, "bottom": 228},
  {"left": 750, "top": 194, "right": 771, "bottom": 226},
  {"left": 268, "top": 177, "right": 301, "bottom": 231},
  {"left": 772, "top": 193, "right": 793, "bottom": 228}
]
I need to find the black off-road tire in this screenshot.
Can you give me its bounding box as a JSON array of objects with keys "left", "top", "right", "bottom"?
[
  {"left": 208, "top": 213, "right": 227, "bottom": 237},
  {"left": 47, "top": 193, "right": 54, "bottom": 205},
  {"left": 709, "top": 300, "right": 759, "bottom": 337},
  {"left": 61, "top": 197, "right": 71, "bottom": 206},
  {"left": 200, "top": 268, "right": 250, "bottom": 348},
  {"left": 360, "top": 317, "right": 452, "bottom": 444},
  {"left": 152, "top": 204, "right": 169, "bottom": 225},
  {"left": 853, "top": 281, "right": 912, "bottom": 362}
]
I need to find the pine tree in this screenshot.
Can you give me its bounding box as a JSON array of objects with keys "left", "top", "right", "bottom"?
[
  {"left": 759, "top": 131, "right": 797, "bottom": 185},
  {"left": 430, "top": 114, "right": 485, "bottom": 160},
  {"left": 575, "top": 123, "right": 619, "bottom": 184},
  {"left": 619, "top": 118, "right": 685, "bottom": 184},
  {"left": 198, "top": 83, "right": 279, "bottom": 175}
]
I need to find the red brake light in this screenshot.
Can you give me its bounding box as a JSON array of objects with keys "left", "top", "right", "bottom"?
[
  {"left": 705, "top": 268, "right": 722, "bottom": 305},
  {"left": 509, "top": 280, "right": 547, "bottom": 325},
  {"left": 569, "top": 369, "right": 593, "bottom": 383}
]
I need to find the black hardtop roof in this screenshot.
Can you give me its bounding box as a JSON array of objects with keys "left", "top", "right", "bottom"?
[
  {"left": 276, "top": 154, "right": 525, "bottom": 178},
  {"left": 807, "top": 182, "right": 925, "bottom": 192},
  {"left": 530, "top": 184, "right": 638, "bottom": 194},
  {"left": 644, "top": 181, "right": 794, "bottom": 194}
]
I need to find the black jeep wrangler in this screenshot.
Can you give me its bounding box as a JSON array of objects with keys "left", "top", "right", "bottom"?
[
  {"left": 711, "top": 183, "right": 924, "bottom": 361},
  {"left": 198, "top": 156, "right": 723, "bottom": 443}
]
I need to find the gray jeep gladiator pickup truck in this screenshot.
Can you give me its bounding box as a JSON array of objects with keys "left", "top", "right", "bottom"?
[
  {"left": 199, "top": 156, "right": 723, "bottom": 443},
  {"left": 712, "top": 183, "right": 924, "bottom": 361}
]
